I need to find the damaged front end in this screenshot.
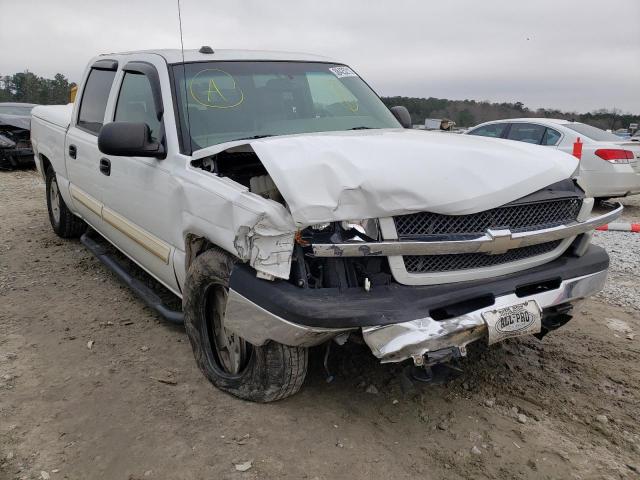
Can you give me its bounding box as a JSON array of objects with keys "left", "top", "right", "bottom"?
[
  {"left": 0, "top": 106, "right": 35, "bottom": 169},
  {"left": 0, "top": 127, "right": 34, "bottom": 169},
  {"left": 187, "top": 132, "right": 621, "bottom": 371}
]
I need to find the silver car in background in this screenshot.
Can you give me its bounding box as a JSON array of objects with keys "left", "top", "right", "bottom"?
[{"left": 466, "top": 118, "right": 640, "bottom": 200}]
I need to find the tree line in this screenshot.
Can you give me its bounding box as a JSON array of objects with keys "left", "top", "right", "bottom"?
[
  {"left": 381, "top": 96, "right": 640, "bottom": 131},
  {"left": 0, "top": 71, "right": 73, "bottom": 105}
]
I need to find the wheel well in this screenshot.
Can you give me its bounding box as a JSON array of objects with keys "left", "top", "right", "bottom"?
[
  {"left": 185, "top": 234, "right": 230, "bottom": 272},
  {"left": 39, "top": 154, "right": 52, "bottom": 178}
]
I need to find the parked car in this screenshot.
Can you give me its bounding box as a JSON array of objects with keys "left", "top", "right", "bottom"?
[
  {"left": 30, "top": 49, "right": 620, "bottom": 402},
  {"left": 466, "top": 118, "right": 640, "bottom": 199},
  {"left": 0, "top": 102, "right": 37, "bottom": 168},
  {"left": 613, "top": 128, "right": 632, "bottom": 140}
]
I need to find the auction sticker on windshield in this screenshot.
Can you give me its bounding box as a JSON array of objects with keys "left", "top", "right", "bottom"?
[
  {"left": 329, "top": 66, "right": 358, "bottom": 78},
  {"left": 482, "top": 300, "right": 541, "bottom": 345}
]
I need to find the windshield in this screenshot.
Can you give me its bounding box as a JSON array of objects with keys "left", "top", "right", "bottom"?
[
  {"left": 0, "top": 105, "right": 34, "bottom": 115},
  {"left": 172, "top": 61, "right": 400, "bottom": 152},
  {"left": 564, "top": 122, "right": 622, "bottom": 142}
]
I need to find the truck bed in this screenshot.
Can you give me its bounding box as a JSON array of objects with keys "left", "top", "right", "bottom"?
[{"left": 30, "top": 104, "right": 74, "bottom": 180}]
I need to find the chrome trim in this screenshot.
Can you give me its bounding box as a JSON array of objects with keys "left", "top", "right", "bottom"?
[
  {"left": 68, "top": 184, "right": 171, "bottom": 264},
  {"left": 223, "top": 290, "right": 352, "bottom": 347},
  {"left": 70, "top": 184, "right": 102, "bottom": 216},
  {"left": 378, "top": 217, "right": 398, "bottom": 240},
  {"left": 102, "top": 207, "right": 171, "bottom": 264},
  {"left": 362, "top": 269, "right": 608, "bottom": 363},
  {"left": 311, "top": 203, "right": 622, "bottom": 258},
  {"left": 577, "top": 198, "right": 594, "bottom": 222}
]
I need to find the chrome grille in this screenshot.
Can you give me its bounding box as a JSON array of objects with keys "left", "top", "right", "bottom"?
[
  {"left": 394, "top": 198, "right": 582, "bottom": 238},
  {"left": 403, "top": 240, "right": 563, "bottom": 273}
]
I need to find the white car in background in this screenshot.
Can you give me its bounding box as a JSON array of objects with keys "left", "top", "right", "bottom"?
[{"left": 466, "top": 118, "right": 640, "bottom": 200}]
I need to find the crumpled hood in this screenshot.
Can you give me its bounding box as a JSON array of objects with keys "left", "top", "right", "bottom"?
[{"left": 249, "top": 129, "right": 578, "bottom": 226}]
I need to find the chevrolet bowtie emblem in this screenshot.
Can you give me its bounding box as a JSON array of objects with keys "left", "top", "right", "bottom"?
[{"left": 481, "top": 229, "right": 523, "bottom": 255}]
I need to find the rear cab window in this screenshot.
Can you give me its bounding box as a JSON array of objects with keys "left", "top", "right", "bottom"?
[
  {"left": 467, "top": 123, "right": 508, "bottom": 138},
  {"left": 77, "top": 68, "right": 117, "bottom": 134}
]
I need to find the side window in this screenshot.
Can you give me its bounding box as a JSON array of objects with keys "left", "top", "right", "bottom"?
[
  {"left": 114, "top": 73, "right": 161, "bottom": 140},
  {"left": 467, "top": 123, "right": 508, "bottom": 138},
  {"left": 542, "top": 127, "right": 561, "bottom": 146},
  {"left": 77, "top": 68, "right": 116, "bottom": 134},
  {"left": 507, "top": 123, "right": 546, "bottom": 144}
]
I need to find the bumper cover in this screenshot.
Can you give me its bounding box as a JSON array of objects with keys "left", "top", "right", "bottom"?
[
  {"left": 363, "top": 269, "right": 606, "bottom": 363},
  {"left": 224, "top": 245, "right": 609, "bottom": 350}
]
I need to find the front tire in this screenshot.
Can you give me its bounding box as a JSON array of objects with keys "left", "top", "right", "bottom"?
[
  {"left": 45, "top": 165, "right": 86, "bottom": 238},
  {"left": 183, "top": 248, "right": 308, "bottom": 402}
]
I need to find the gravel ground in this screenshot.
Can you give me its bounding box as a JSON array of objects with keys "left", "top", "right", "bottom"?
[
  {"left": 592, "top": 194, "right": 640, "bottom": 312},
  {"left": 1, "top": 169, "right": 639, "bottom": 480}
]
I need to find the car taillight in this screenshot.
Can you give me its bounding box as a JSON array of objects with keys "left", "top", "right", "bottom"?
[{"left": 594, "top": 149, "right": 634, "bottom": 164}]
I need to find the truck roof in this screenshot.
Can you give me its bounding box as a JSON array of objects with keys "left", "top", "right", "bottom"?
[{"left": 101, "top": 48, "right": 338, "bottom": 64}]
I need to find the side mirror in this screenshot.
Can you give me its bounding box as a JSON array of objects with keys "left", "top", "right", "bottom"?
[
  {"left": 98, "top": 122, "right": 165, "bottom": 158},
  {"left": 390, "top": 106, "right": 412, "bottom": 129}
]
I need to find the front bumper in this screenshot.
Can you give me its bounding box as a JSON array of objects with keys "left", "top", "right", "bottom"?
[
  {"left": 224, "top": 245, "right": 609, "bottom": 356},
  {"left": 0, "top": 146, "right": 34, "bottom": 165},
  {"left": 362, "top": 269, "right": 606, "bottom": 363}
]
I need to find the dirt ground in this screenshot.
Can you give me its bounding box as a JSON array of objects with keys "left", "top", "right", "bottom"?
[{"left": 1, "top": 168, "right": 639, "bottom": 480}]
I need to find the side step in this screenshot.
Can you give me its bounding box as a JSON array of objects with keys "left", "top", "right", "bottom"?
[{"left": 80, "top": 232, "right": 184, "bottom": 325}]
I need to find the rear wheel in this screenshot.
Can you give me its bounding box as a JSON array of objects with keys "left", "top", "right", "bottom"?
[
  {"left": 45, "top": 165, "right": 86, "bottom": 238},
  {"left": 183, "top": 248, "right": 308, "bottom": 402}
]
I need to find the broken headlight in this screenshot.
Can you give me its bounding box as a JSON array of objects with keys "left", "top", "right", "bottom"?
[{"left": 340, "top": 218, "right": 380, "bottom": 241}]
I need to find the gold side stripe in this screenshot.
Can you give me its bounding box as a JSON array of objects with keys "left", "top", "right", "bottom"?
[
  {"left": 69, "top": 185, "right": 170, "bottom": 265},
  {"left": 102, "top": 208, "right": 171, "bottom": 264},
  {"left": 70, "top": 185, "right": 102, "bottom": 216}
]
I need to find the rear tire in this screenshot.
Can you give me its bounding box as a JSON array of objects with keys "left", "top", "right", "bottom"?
[
  {"left": 45, "top": 165, "right": 86, "bottom": 238},
  {"left": 183, "top": 248, "right": 308, "bottom": 402}
]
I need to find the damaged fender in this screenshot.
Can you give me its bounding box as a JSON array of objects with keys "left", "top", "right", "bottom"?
[{"left": 179, "top": 164, "right": 297, "bottom": 280}]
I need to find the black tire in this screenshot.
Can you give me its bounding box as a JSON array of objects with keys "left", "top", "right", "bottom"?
[
  {"left": 183, "top": 248, "right": 308, "bottom": 402},
  {"left": 45, "top": 164, "right": 86, "bottom": 238}
]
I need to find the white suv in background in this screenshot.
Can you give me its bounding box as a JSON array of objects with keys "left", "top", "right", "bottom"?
[{"left": 467, "top": 118, "right": 640, "bottom": 200}]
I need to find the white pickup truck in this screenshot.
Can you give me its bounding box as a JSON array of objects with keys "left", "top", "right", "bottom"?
[{"left": 31, "top": 48, "right": 622, "bottom": 402}]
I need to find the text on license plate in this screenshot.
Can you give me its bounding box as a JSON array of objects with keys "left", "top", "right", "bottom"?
[{"left": 482, "top": 300, "right": 542, "bottom": 345}]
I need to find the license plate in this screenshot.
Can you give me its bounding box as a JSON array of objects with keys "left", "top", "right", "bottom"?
[{"left": 482, "top": 300, "right": 542, "bottom": 345}]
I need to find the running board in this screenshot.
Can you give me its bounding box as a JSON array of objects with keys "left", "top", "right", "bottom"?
[{"left": 80, "top": 232, "right": 184, "bottom": 325}]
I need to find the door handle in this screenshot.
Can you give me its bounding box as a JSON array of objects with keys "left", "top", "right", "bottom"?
[
  {"left": 68, "top": 145, "right": 77, "bottom": 159},
  {"left": 99, "top": 158, "right": 111, "bottom": 176}
]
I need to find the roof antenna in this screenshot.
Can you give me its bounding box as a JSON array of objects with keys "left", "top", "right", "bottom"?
[{"left": 177, "top": 0, "right": 192, "bottom": 154}]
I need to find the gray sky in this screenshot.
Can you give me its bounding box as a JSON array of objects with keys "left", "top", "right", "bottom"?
[{"left": 2, "top": 0, "right": 639, "bottom": 113}]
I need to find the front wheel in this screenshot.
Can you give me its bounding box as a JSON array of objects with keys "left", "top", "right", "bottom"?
[
  {"left": 183, "top": 248, "right": 308, "bottom": 402},
  {"left": 45, "top": 165, "right": 86, "bottom": 238}
]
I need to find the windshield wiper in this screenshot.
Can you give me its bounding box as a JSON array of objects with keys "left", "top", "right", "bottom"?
[
  {"left": 231, "top": 134, "right": 275, "bottom": 142},
  {"left": 348, "top": 126, "right": 373, "bottom": 130}
]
